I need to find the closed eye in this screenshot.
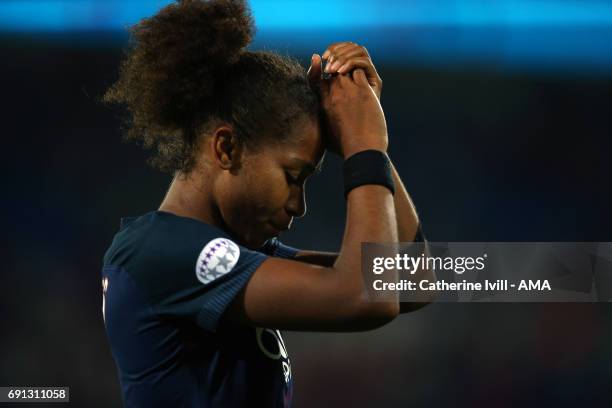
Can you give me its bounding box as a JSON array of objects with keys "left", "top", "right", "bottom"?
[
  {"left": 285, "top": 171, "right": 300, "bottom": 185},
  {"left": 285, "top": 162, "right": 321, "bottom": 186}
]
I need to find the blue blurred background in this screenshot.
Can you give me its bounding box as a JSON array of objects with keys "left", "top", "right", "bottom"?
[
  {"left": 2, "top": 0, "right": 612, "bottom": 406},
  {"left": 3, "top": 0, "right": 612, "bottom": 73}
]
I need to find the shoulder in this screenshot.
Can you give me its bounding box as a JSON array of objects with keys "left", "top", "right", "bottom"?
[
  {"left": 103, "top": 211, "right": 265, "bottom": 293},
  {"left": 102, "top": 211, "right": 272, "bottom": 330},
  {"left": 104, "top": 211, "right": 228, "bottom": 267}
]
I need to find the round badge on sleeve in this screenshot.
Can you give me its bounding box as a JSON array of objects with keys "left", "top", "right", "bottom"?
[{"left": 196, "top": 238, "right": 241, "bottom": 284}]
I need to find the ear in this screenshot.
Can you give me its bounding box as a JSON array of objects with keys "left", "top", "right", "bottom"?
[{"left": 211, "top": 126, "right": 243, "bottom": 170}]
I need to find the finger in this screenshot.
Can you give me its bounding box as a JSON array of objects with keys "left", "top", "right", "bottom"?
[
  {"left": 325, "top": 44, "right": 373, "bottom": 71},
  {"left": 322, "top": 42, "right": 355, "bottom": 61},
  {"left": 307, "top": 53, "right": 322, "bottom": 88},
  {"left": 323, "top": 43, "right": 362, "bottom": 75},
  {"left": 333, "top": 74, "right": 350, "bottom": 92},
  {"left": 332, "top": 46, "right": 368, "bottom": 62},
  {"left": 325, "top": 45, "right": 357, "bottom": 69},
  {"left": 323, "top": 45, "right": 354, "bottom": 73},
  {"left": 336, "top": 57, "right": 381, "bottom": 86},
  {"left": 328, "top": 42, "right": 356, "bottom": 59},
  {"left": 329, "top": 57, "right": 381, "bottom": 97},
  {"left": 352, "top": 68, "right": 369, "bottom": 87},
  {"left": 326, "top": 48, "right": 368, "bottom": 73},
  {"left": 307, "top": 53, "right": 333, "bottom": 100},
  {"left": 326, "top": 43, "right": 369, "bottom": 68}
]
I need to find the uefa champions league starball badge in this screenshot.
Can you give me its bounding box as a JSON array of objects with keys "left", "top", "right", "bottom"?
[{"left": 196, "top": 238, "right": 241, "bottom": 284}]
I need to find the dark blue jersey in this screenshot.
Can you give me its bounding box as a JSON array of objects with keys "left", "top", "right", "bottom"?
[{"left": 101, "top": 211, "right": 298, "bottom": 407}]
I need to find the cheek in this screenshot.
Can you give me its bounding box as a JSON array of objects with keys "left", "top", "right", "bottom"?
[
  {"left": 247, "top": 172, "right": 290, "bottom": 217},
  {"left": 225, "top": 166, "right": 288, "bottom": 223}
]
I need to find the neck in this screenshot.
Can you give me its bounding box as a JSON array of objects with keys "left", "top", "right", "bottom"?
[{"left": 158, "top": 171, "right": 225, "bottom": 229}]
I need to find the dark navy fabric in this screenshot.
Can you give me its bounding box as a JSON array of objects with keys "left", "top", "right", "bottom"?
[{"left": 102, "top": 211, "right": 298, "bottom": 407}]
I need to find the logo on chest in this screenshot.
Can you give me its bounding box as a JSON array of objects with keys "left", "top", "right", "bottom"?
[{"left": 256, "top": 328, "right": 292, "bottom": 384}]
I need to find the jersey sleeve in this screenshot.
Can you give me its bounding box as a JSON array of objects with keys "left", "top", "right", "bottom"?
[
  {"left": 118, "top": 214, "right": 271, "bottom": 332},
  {"left": 189, "top": 237, "right": 266, "bottom": 331}
]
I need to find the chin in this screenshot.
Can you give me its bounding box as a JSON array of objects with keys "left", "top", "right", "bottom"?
[
  {"left": 240, "top": 231, "right": 272, "bottom": 250},
  {"left": 231, "top": 222, "right": 277, "bottom": 250}
]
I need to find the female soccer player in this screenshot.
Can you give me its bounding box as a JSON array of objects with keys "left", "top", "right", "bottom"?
[{"left": 101, "top": 0, "right": 432, "bottom": 406}]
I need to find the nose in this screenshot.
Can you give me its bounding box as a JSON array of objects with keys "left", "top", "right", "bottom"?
[{"left": 285, "top": 185, "right": 307, "bottom": 218}]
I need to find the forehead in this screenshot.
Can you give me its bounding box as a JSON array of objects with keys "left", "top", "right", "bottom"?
[{"left": 276, "top": 116, "right": 324, "bottom": 167}]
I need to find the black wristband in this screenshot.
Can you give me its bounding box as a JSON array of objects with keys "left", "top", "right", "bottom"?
[{"left": 343, "top": 150, "right": 395, "bottom": 198}]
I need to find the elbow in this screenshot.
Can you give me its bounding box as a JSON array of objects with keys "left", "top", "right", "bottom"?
[
  {"left": 376, "top": 301, "right": 400, "bottom": 322},
  {"left": 328, "top": 267, "right": 400, "bottom": 331},
  {"left": 372, "top": 301, "right": 400, "bottom": 325}
]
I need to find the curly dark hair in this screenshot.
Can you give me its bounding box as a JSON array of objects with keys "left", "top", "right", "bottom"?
[{"left": 103, "top": 0, "right": 319, "bottom": 173}]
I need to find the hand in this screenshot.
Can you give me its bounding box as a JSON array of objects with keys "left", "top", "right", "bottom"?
[
  {"left": 307, "top": 54, "right": 387, "bottom": 159},
  {"left": 321, "top": 42, "right": 382, "bottom": 101}
]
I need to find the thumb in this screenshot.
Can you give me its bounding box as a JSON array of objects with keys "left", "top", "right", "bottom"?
[
  {"left": 307, "top": 53, "right": 322, "bottom": 88},
  {"left": 352, "top": 68, "right": 369, "bottom": 87}
]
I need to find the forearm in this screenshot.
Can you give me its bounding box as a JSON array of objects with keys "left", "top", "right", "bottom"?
[
  {"left": 295, "top": 161, "right": 419, "bottom": 263},
  {"left": 390, "top": 160, "right": 420, "bottom": 242},
  {"left": 293, "top": 159, "right": 433, "bottom": 313},
  {"left": 388, "top": 159, "right": 437, "bottom": 312},
  {"left": 334, "top": 185, "right": 399, "bottom": 305}
]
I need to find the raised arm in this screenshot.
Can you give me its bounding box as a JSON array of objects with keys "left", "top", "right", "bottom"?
[
  {"left": 225, "top": 64, "right": 400, "bottom": 332},
  {"left": 291, "top": 158, "right": 435, "bottom": 313},
  {"left": 291, "top": 44, "right": 436, "bottom": 312},
  {"left": 294, "top": 159, "right": 423, "bottom": 262}
]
